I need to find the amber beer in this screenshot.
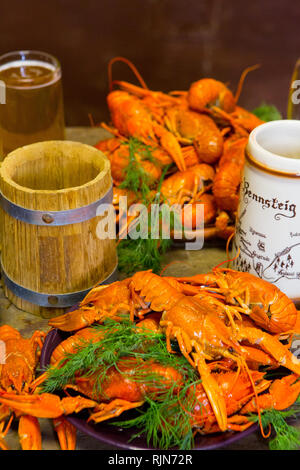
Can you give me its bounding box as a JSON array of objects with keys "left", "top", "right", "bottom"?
[{"left": 0, "top": 51, "right": 65, "bottom": 159}]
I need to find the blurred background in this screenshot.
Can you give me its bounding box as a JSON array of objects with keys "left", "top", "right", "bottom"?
[{"left": 0, "top": 0, "right": 298, "bottom": 125}]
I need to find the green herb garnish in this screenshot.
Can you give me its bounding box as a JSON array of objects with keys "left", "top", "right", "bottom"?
[
  {"left": 250, "top": 394, "right": 300, "bottom": 450},
  {"left": 117, "top": 236, "right": 171, "bottom": 275},
  {"left": 119, "top": 138, "right": 157, "bottom": 200},
  {"left": 42, "top": 318, "right": 197, "bottom": 394},
  {"left": 118, "top": 165, "right": 173, "bottom": 275},
  {"left": 41, "top": 318, "right": 200, "bottom": 450},
  {"left": 252, "top": 103, "right": 282, "bottom": 121},
  {"left": 113, "top": 379, "right": 200, "bottom": 450}
]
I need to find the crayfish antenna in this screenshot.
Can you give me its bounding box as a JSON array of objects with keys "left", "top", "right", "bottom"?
[
  {"left": 226, "top": 231, "right": 235, "bottom": 261},
  {"left": 212, "top": 246, "right": 240, "bottom": 273},
  {"left": 160, "top": 260, "right": 190, "bottom": 276},
  {"left": 88, "top": 113, "right": 95, "bottom": 127},
  {"left": 108, "top": 57, "right": 148, "bottom": 92},
  {"left": 241, "top": 358, "right": 271, "bottom": 439},
  {"left": 234, "top": 64, "right": 260, "bottom": 104}
]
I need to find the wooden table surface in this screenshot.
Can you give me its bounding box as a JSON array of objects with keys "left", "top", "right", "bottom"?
[{"left": 0, "top": 127, "right": 296, "bottom": 451}]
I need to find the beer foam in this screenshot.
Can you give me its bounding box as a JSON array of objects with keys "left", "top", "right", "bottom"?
[
  {"left": 0, "top": 60, "right": 60, "bottom": 88},
  {"left": 0, "top": 60, "right": 56, "bottom": 73}
]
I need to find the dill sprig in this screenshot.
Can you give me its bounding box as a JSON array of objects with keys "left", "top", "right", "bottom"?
[
  {"left": 40, "top": 333, "right": 105, "bottom": 394},
  {"left": 113, "top": 379, "right": 200, "bottom": 450},
  {"left": 118, "top": 166, "right": 173, "bottom": 275},
  {"left": 117, "top": 234, "right": 172, "bottom": 275},
  {"left": 119, "top": 138, "right": 157, "bottom": 200},
  {"left": 250, "top": 394, "right": 300, "bottom": 450},
  {"left": 41, "top": 318, "right": 200, "bottom": 449},
  {"left": 42, "top": 318, "right": 197, "bottom": 394}
]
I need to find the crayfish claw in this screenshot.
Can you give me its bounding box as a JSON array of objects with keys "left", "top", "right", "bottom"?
[{"left": 88, "top": 399, "right": 144, "bottom": 424}]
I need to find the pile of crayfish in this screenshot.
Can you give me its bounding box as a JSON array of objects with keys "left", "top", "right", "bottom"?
[
  {"left": 0, "top": 325, "right": 90, "bottom": 450},
  {"left": 2, "top": 267, "right": 300, "bottom": 450},
  {"left": 95, "top": 57, "right": 265, "bottom": 240}
]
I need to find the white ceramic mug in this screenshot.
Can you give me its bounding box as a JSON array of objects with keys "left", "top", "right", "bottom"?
[{"left": 232, "top": 120, "right": 300, "bottom": 302}]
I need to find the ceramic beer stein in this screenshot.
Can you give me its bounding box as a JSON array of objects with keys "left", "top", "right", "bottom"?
[{"left": 232, "top": 120, "right": 300, "bottom": 302}]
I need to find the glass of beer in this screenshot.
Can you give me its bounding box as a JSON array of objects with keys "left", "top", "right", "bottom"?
[{"left": 0, "top": 50, "right": 65, "bottom": 159}]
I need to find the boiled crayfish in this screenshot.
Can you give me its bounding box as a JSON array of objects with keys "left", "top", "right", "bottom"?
[
  {"left": 31, "top": 336, "right": 300, "bottom": 438},
  {"left": 48, "top": 268, "right": 300, "bottom": 437},
  {"left": 0, "top": 325, "right": 96, "bottom": 450},
  {"left": 94, "top": 57, "right": 266, "bottom": 242}
]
